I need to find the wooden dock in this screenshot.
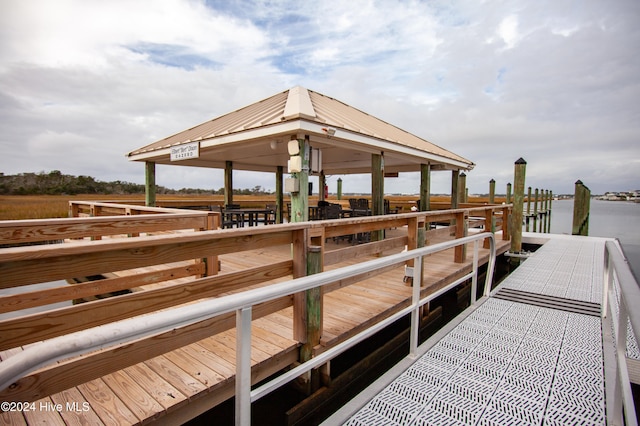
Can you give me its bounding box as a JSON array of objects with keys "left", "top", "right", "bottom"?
[
  {"left": 323, "top": 233, "right": 640, "bottom": 425},
  {"left": 0, "top": 202, "right": 510, "bottom": 425}
]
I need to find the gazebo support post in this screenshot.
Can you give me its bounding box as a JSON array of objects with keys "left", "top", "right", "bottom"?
[
  {"left": 224, "top": 161, "right": 233, "bottom": 207},
  {"left": 371, "top": 152, "right": 384, "bottom": 242},
  {"left": 290, "top": 135, "right": 310, "bottom": 223},
  {"left": 420, "top": 163, "right": 431, "bottom": 212},
  {"left": 145, "top": 161, "right": 156, "bottom": 207},
  {"left": 319, "top": 171, "right": 326, "bottom": 202},
  {"left": 276, "top": 166, "right": 284, "bottom": 224}
]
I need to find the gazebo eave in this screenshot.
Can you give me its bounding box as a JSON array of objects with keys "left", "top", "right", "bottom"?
[{"left": 127, "top": 118, "right": 474, "bottom": 175}]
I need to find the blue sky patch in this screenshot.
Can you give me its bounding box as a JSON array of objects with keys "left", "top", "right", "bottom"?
[{"left": 128, "top": 43, "right": 221, "bottom": 71}]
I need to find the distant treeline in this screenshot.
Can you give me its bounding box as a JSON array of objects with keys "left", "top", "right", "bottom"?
[{"left": 0, "top": 171, "right": 272, "bottom": 196}]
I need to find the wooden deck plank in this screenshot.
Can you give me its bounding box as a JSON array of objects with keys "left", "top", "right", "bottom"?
[
  {"left": 123, "top": 363, "right": 189, "bottom": 412},
  {"left": 189, "top": 342, "right": 237, "bottom": 378},
  {"left": 77, "top": 378, "right": 139, "bottom": 425},
  {"left": 143, "top": 355, "right": 208, "bottom": 399},
  {"left": 50, "top": 387, "right": 105, "bottom": 425},
  {"left": 22, "top": 397, "right": 65, "bottom": 425},
  {"left": 161, "top": 348, "right": 228, "bottom": 388},
  {"left": 101, "top": 370, "right": 165, "bottom": 424},
  {"left": 0, "top": 410, "right": 27, "bottom": 426},
  {"left": 253, "top": 315, "right": 296, "bottom": 344}
]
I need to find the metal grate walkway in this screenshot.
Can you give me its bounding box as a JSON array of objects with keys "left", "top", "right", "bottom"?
[{"left": 325, "top": 236, "right": 613, "bottom": 425}]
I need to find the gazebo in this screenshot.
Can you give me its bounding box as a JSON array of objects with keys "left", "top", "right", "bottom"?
[{"left": 127, "top": 86, "right": 474, "bottom": 222}]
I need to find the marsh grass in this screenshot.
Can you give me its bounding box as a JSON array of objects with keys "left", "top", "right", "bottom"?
[
  {"left": 0, "top": 194, "right": 501, "bottom": 221},
  {"left": 0, "top": 195, "right": 143, "bottom": 220}
]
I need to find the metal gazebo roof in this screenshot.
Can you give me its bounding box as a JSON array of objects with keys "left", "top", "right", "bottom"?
[{"left": 127, "top": 86, "right": 474, "bottom": 174}]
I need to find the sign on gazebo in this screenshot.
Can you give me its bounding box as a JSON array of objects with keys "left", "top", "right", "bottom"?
[{"left": 170, "top": 141, "right": 199, "bottom": 161}]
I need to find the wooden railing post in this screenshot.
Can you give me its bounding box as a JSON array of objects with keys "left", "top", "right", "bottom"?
[
  {"left": 502, "top": 205, "right": 510, "bottom": 240},
  {"left": 483, "top": 208, "right": 493, "bottom": 249},
  {"left": 68, "top": 202, "right": 79, "bottom": 218},
  {"left": 454, "top": 210, "right": 467, "bottom": 263},
  {"left": 295, "top": 226, "right": 324, "bottom": 394},
  {"left": 201, "top": 212, "right": 219, "bottom": 277}
]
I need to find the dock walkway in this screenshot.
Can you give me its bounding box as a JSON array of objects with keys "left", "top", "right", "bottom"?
[{"left": 324, "top": 234, "right": 635, "bottom": 425}]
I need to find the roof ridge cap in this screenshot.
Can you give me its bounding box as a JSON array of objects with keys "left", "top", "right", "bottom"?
[{"left": 283, "top": 86, "right": 316, "bottom": 119}]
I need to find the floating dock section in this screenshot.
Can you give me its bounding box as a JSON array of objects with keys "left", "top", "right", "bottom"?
[{"left": 324, "top": 234, "right": 639, "bottom": 425}]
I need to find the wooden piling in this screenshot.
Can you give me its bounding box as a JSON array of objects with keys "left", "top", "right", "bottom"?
[
  {"left": 572, "top": 180, "right": 591, "bottom": 236},
  {"left": 506, "top": 183, "right": 512, "bottom": 204},
  {"left": 489, "top": 179, "right": 496, "bottom": 204},
  {"left": 543, "top": 190, "right": 549, "bottom": 233},
  {"left": 459, "top": 173, "right": 467, "bottom": 204},
  {"left": 510, "top": 158, "right": 526, "bottom": 257},
  {"left": 526, "top": 187, "right": 532, "bottom": 232},
  {"left": 451, "top": 170, "right": 459, "bottom": 210},
  {"left": 533, "top": 188, "right": 539, "bottom": 232},
  {"left": 547, "top": 191, "right": 553, "bottom": 232}
]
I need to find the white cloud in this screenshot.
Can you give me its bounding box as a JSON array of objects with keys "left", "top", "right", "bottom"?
[
  {"left": 497, "top": 14, "right": 520, "bottom": 49},
  {"left": 0, "top": 0, "right": 638, "bottom": 196}
]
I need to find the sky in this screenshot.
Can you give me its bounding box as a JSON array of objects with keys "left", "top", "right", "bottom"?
[{"left": 1, "top": 0, "right": 639, "bottom": 196}]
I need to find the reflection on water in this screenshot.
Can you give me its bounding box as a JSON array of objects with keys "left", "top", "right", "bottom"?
[{"left": 0, "top": 280, "right": 72, "bottom": 321}]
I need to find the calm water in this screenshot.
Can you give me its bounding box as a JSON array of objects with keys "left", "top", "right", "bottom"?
[{"left": 548, "top": 199, "right": 640, "bottom": 278}]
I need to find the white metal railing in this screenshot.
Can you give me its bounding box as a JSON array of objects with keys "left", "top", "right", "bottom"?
[
  {"left": 0, "top": 232, "right": 496, "bottom": 425},
  {"left": 603, "top": 240, "right": 640, "bottom": 426}
]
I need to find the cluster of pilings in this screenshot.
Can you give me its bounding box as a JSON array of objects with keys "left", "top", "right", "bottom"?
[
  {"left": 510, "top": 159, "right": 593, "bottom": 262},
  {"left": 525, "top": 187, "right": 553, "bottom": 233}
]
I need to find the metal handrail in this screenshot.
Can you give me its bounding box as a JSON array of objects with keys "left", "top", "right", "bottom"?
[
  {"left": 0, "top": 232, "right": 496, "bottom": 425},
  {"left": 603, "top": 240, "right": 640, "bottom": 426}
]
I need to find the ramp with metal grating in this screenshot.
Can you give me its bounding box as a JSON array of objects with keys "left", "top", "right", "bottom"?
[
  {"left": 343, "top": 298, "right": 605, "bottom": 425},
  {"left": 327, "top": 236, "right": 610, "bottom": 426}
]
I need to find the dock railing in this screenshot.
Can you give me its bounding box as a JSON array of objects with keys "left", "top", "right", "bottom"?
[
  {"left": 0, "top": 203, "right": 507, "bottom": 405},
  {"left": 603, "top": 240, "right": 640, "bottom": 425},
  {"left": 0, "top": 232, "right": 496, "bottom": 425}
]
